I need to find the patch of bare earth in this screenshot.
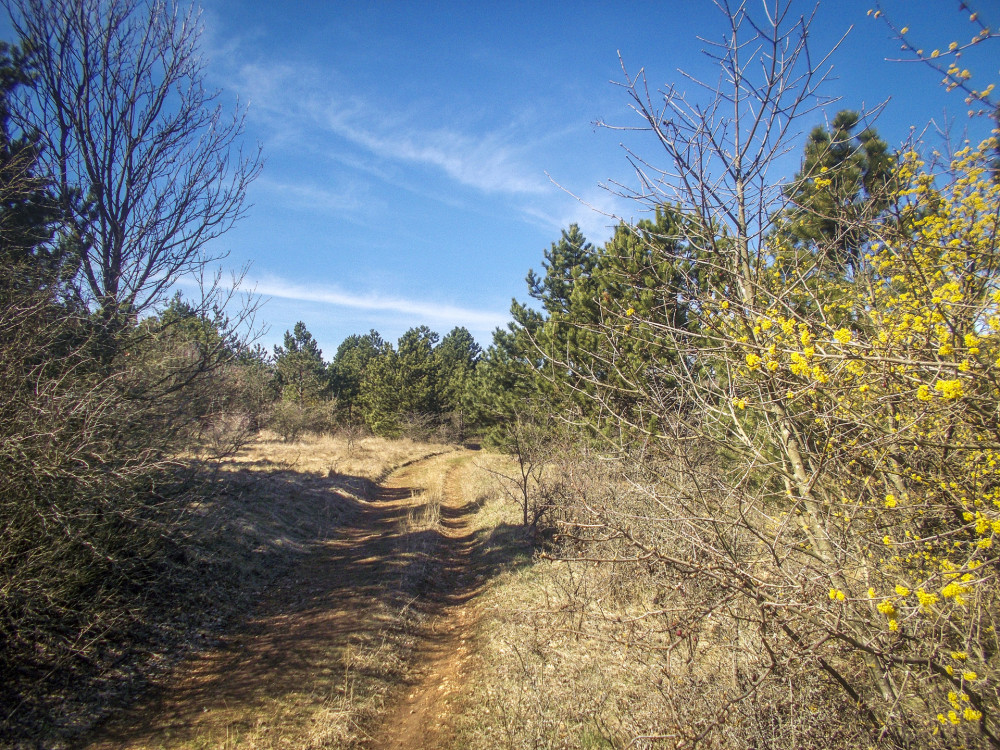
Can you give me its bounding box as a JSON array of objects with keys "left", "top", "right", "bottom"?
[
  {"left": 84, "top": 446, "right": 487, "bottom": 750},
  {"left": 371, "top": 458, "right": 481, "bottom": 750}
]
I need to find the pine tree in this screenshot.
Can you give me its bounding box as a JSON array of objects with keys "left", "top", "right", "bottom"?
[
  {"left": 779, "top": 110, "right": 895, "bottom": 272},
  {"left": 526, "top": 224, "right": 595, "bottom": 316},
  {"left": 395, "top": 325, "right": 440, "bottom": 415},
  {"left": 507, "top": 210, "right": 696, "bottom": 434},
  {"left": 329, "top": 329, "right": 387, "bottom": 421},
  {"left": 357, "top": 343, "right": 399, "bottom": 436},
  {"left": 357, "top": 326, "right": 440, "bottom": 436},
  {"left": 466, "top": 322, "right": 545, "bottom": 444},
  {"left": 583, "top": 207, "right": 696, "bottom": 429},
  {"left": 515, "top": 224, "right": 598, "bottom": 412},
  {"left": 434, "top": 326, "right": 481, "bottom": 433},
  {"left": 273, "top": 322, "right": 326, "bottom": 404}
]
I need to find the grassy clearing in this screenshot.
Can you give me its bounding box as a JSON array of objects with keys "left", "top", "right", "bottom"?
[
  {"left": 48, "top": 432, "right": 449, "bottom": 750},
  {"left": 451, "top": 452, "right": 633, "bottom": 749},
  {"left": 453, "top": 517, "right": 671, "bottom": 747},
  {"left": 453, "top": 456, "right": 672, "bottom": 750},
  {"left": 227, "top": 431, "right": 450, "bottom": 483}
]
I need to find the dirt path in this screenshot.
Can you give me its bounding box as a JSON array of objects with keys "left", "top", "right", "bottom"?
[
  {"left": 86, "top": 449, "right": 484, "bottom": 750},
  {"left": 371, "top": 458, "right": 480, "bottom": 749}
]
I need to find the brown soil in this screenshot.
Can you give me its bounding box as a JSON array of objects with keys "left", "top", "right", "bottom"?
[
  {"left": 372, "top": 458, "right": 480, "bottom": 750},
  {"left": 85, "top": 449, "right": 484, "bottom": 750}
]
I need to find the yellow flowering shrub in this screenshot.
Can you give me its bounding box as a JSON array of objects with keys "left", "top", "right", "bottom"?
[{"left": 691, "top": 138, "right": 1000, "bottom": 745}]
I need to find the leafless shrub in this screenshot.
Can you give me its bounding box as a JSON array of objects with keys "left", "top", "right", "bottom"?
[
  {"left": 394, "top": 410, "right": 439, "bottom": 443},
  {"left": 0, "top": 283, "right": 177, "bottom": 743},
  {"left": 481, "top": 410, "right": 555, "bottom": 531},
  {"left": 0, "top": 280, "right": 266, "bottom": 747},
  {"left": 268, "top": 399, "right": 340, "bottom": 442},
  {"left": 337, "top": 421, "right": 369, "bottom": 455},
  {"left": 460, "top": 436, "right": 888, "bottom": 749}
]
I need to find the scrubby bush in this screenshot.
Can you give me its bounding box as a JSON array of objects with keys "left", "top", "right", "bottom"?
[
  {"left": 0, "top": 286, "right": 171, "bottom": 738},
  {"left": 268, "top": 398, "right": 340, "bottom": 442},
  {"left": 0, "top": 282, "right": 272, "bottom": 745}
]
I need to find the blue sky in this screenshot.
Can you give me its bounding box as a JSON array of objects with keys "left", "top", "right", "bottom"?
[{"left": 182, "top": 1, "right": 995, "bottom": 356}]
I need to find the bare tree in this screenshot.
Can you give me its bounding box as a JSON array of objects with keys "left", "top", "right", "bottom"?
[
  {"left": 482, "top": 408, "right": 551, "bottom": 529},
  {"left": 598, "top": 0, "right": 841, "bottom": 300},
  {"left": 4, "top": 0, "right": 262, "bottom": 317}
]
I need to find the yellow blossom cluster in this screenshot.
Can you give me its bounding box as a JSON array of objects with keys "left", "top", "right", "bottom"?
[{"left": 698, "top": 139, "right": 1000, "bottom": 734}]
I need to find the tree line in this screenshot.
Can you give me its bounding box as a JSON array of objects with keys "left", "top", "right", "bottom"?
[{"left": 263, "top": 321, "right": 481, "bottom": 441}]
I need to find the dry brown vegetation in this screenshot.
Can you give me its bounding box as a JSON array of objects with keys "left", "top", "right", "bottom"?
[
  {"left": 22, "top": 424, "right": 894, "bottom": 750},
  {"left": 456, "top": 446, "right": 878, "bottom": 750},
  {"left": 79, "top": 433, "right": 530, "bottom": 750},
  {"left": 6, "top": 432, "right": 448, "bottom": 749},
  {"left": 12, "top": 420, "right": 936, "bottom": 750},
  {"left": 229, "top": 430, "right": 448, "bottom": 483}
]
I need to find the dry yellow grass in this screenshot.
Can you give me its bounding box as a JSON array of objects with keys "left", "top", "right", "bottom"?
[
  {"left": 450, "top": 451, "right": 876, "bottom": 750},
  {"left": 453, "top": 557, "right": 682, "bottom": 750},
  {"left": 223, "top": 430, "right": 451, "bottom": 481},
  {"left": 449, "top": 454, "right": 724, "bottom": 749},
  {"left": 80, "top": 432, "right": 459, "bottom": 750}
]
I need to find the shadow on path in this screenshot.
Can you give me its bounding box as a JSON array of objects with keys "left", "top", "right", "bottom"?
[{"left": 85, "top": 450, "right": 529, "bottom": 750}]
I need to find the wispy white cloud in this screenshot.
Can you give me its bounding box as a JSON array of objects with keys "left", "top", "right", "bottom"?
[
  {"left": 252, "top": 275, "right": 508, "bottom": 332},
  {"left": 253, "top": 176, "right": 378, "bottom": 216},
  {"left": 319, "top": 108, "right": 549, "bottom": 195},
  {"left": 226, "top": 59, "right": 550, "bottom": 197}
]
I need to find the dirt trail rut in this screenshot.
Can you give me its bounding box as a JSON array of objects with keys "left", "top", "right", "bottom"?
[
  {"left": 87, "top": 449, "right": 483, "bottom": 750},
  {"left": 372, "top": 457, "right": 480, "bottom": 749}
]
